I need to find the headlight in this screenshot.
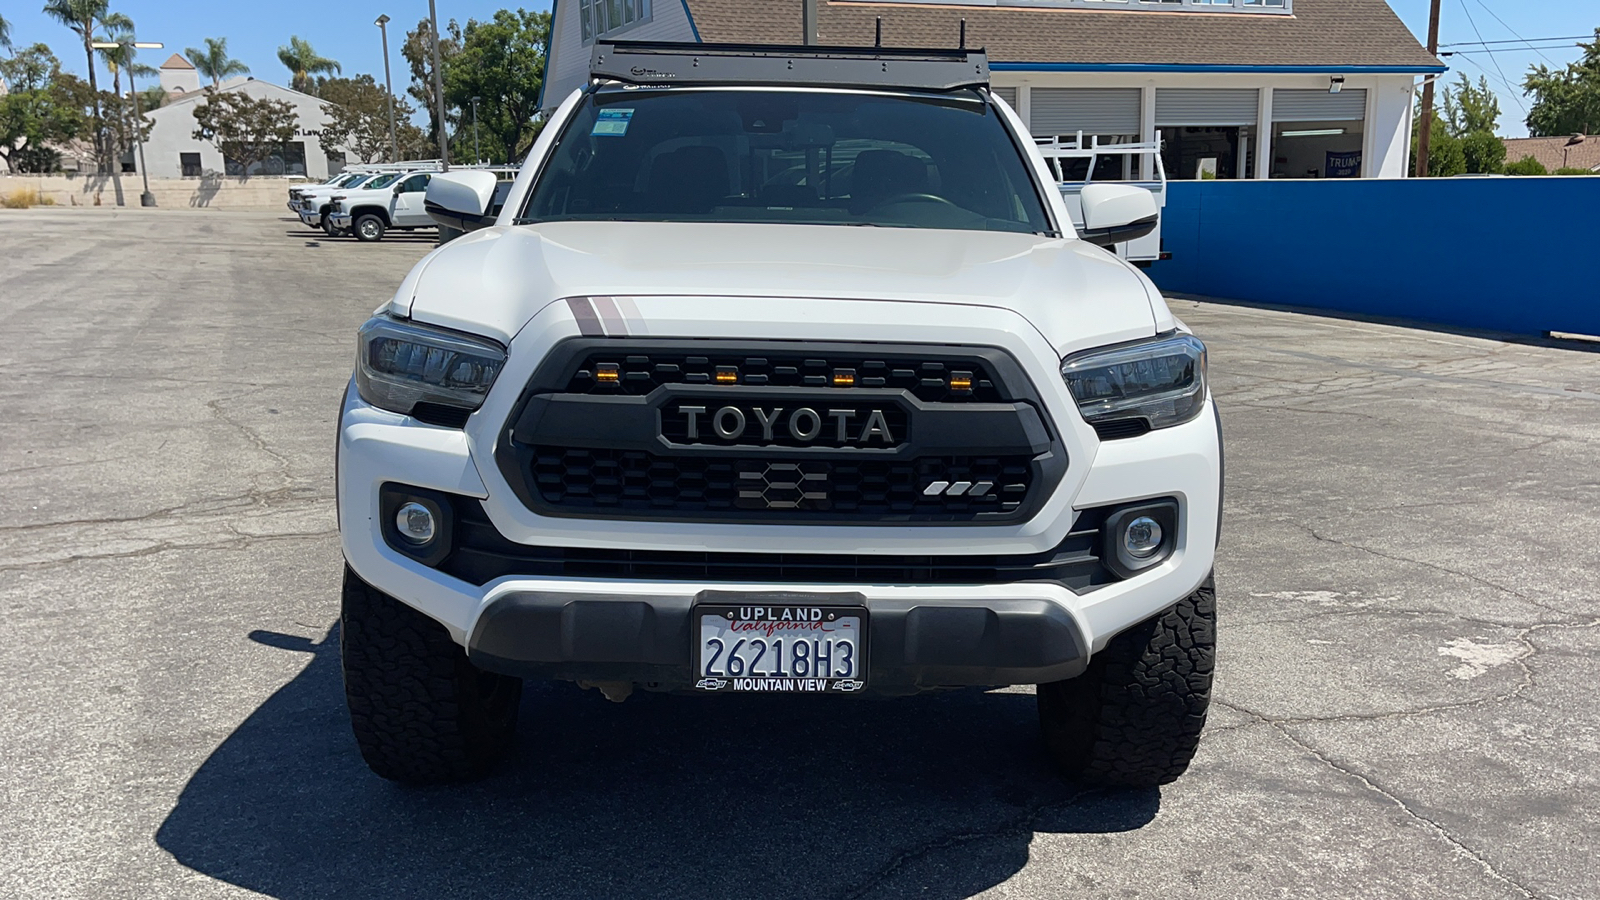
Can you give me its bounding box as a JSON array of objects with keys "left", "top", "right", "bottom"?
[
  {"left": 355, "top": 315, "right": 506, "bottom": 420},
  {"left": 1061, "top": 332, "right": 1207, "bottom": 433}
]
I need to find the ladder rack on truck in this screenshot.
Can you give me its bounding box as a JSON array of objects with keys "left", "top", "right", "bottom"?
[{"left": 1037, "top": 132, "right": 1169, "bottom": 266}]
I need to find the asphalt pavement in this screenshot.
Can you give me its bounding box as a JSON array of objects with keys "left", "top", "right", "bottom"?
[{"left": 1, "top": 207, "right": 1596, "bottom": 900}]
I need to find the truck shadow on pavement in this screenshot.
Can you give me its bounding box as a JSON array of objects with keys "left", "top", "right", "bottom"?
[{"left": 156, "top": 625, "right": 1160, "bottom": 899}]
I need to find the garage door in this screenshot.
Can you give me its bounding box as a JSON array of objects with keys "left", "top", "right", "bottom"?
[
  {"left": 1030, "top": 88, "right": 1142, "bottom": 136},
  {"left": 1272, "top": 89, "right": 1368, "bottom": 122},
  {"left": 1155, "top": 89, "right": 1260, "bottom": 127},
  {"left": 991, "top": 86, "right": 1018, "bottom": 110}
]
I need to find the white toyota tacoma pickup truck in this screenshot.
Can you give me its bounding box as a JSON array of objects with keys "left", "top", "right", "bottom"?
[{"left": 337, "top": 41, "right": 1221, "bottom": 788}]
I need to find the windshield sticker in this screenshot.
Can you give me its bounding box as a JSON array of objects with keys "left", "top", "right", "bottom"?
[{"left": 593, "top": 108, "right": 635, "bottom": 137}]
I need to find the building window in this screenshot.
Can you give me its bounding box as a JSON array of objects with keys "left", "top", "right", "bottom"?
[
  {"left": 121, "top": 152, "right": 136, "bottom": 173},
  {"left": 579, "top": 0, "right": 653, "bottom": 45},
  {"left": 1270, "top": 89, "right": 1367, "bottom": 178},
  {"left": 180, "top": 152, "right": 203, "bottom": 177},
  {"left": 222, "top": 141, "right": 308, "bottom": 177},
  {"left": 326, "top": 151, "right": 347, "bottom": 176}
]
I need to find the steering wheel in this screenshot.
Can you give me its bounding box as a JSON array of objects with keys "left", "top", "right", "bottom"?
[{"left": 868, "top": 192, "right": 961, "bottom": 210}]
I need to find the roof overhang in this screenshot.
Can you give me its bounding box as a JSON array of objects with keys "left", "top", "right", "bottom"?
[{"left": 990, "top": 62, "right": 1448, "bottom": 74}]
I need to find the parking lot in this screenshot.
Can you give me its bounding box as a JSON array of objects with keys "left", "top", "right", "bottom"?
[{"left": 1, "top": 207, "right": 1596, "bottom": 900}]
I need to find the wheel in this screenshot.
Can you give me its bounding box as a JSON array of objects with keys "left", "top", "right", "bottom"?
[
  {"left": 322, "top": 217, "right": 343, "bottom": 237},
  {"left": 340, "top": 566, "right": 522, "bottom": 784},
  {"left": 353, "top": 213, "right": 387, "bottom": 242},
  {"left": 1036, "top": 575, "right": 1215, "bottom": 787}
]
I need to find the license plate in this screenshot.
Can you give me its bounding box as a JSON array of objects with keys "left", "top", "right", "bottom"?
[{"left": 693, "top": 603, "right": 868, "bottom": 693}]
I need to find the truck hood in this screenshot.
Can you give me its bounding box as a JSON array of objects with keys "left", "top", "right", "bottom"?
[{"left": 395, "top": 221, "right": 1163, "bottom": 354}]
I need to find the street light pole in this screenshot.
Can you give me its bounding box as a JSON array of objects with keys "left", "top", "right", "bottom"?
[
  {"left": 93, "top": 40, "right": 163, "bottom": 207},
  {"left": 428, "top": 0, "right": 450, "bottom": 170},
  {"left": 376, "top": 15, "right": 400, "bottom": 162},
  {"left": 471, "top": 96, "right": 481, "bottom": 164}
]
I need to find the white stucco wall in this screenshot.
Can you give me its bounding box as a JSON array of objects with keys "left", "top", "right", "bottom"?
[
  {"left": 543, "top": 0, "right": 698, "bottom": 113},
  {"left": 136, "top": 79, "right": 350, "bottom": 181}
]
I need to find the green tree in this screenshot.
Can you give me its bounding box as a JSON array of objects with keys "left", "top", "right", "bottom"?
[
  {"left": 1, "top": 13, "right": 13, "bottom": 50},
  {"left": 185, "top": 37, "right": 250, "bottom": 87},
  {"left": 1441, "top": 75, "right": 1507, "bottom": 174},
  {"left": 276, "top": 35, "right": 340, "bottom": 94},
  {"left": 1523, "top": 29, "right": 1600, "bottom": 137},
  {"left": 444, "top": 8, "right": 551, "bottom": 163},
  {"left": 402, "top": 17, "right": 462, "bottom": 157},
  {"left": 317, "top": 74, "right": 426, "bottom": 163},
  {"left": 0, "top": 45, "right": 90, "bottom": 173},
  {"left": 1410, "top": 104, "right": 1466, "bottom": 177},
  {"left": 1503, "top": 155, "right": 1549, "bottom": 176},
  {"left": 191, "top": 90, "right": 299, "bottom": 175}
]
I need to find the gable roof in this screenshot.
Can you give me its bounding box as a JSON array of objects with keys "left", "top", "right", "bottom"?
[
  {"left": 682, "top": 0, "right": 1444, "bottom": 72},
  {"left": 1501, "top": 135, "right": 1600, "bottom": 173},
  {"left": 161, "top": 53, "right": 196, "bottom": 70}
]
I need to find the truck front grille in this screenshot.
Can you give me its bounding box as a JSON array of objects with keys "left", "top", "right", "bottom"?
[{"left": 495, "top": 339, "right": 1066, "bottom": 525}]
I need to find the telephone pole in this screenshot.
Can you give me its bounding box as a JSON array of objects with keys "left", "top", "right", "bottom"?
[{"left": 1415, "top": 0, "right": 1442, "bottom": 178}]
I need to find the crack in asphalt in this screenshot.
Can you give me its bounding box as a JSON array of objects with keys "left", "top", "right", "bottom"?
[
  {"left": 205, "top": 391, "right": 295, "bottom": 491},
  {"left": 1218, "top": 702, "right": 1541, "bottom": 899},
  {"left": 840, "top": 787, "right": 1103, "bottom": 900},
  {"left": 0, "top": 487, "right": 330, "bottom": 535},
  {"left": 0, "top": 528, "right": 340, "bottom": 575},
  {"left": 1281, "top": 520, "right": 1575, "bottom": 618}
]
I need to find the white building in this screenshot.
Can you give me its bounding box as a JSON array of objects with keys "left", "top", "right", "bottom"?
[
  {"left": 133, "top": 54, "right": 351, "bottom": 180},
  {"left": 541, "top": 0, "right": 1445, "bottom": 179}
]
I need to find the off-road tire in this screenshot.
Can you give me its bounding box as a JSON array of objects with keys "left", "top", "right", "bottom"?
[
  {"left": 1037, "top": 575, "right": 1215, "bottom": 787},
  {"left": 340, "top": 566, "right": 522, "bottom": 784},
  {"left": 353, "top": 213, "right": 387, "bottom": 242}
]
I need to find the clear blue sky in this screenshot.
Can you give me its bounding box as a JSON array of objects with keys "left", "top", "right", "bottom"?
[{"left": 3, "top": 0, "right": 1595, "bottom": 136}]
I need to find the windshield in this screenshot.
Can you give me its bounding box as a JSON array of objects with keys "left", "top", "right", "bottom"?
[{"left": 520, "top": 88, "right": 1054, "bottom": 235}]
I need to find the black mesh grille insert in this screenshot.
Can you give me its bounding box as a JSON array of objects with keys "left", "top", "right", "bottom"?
[
  {"left": 567, "top": 350, "right": 1005, "bottom": 403},
  {"left": 531, "top": 447, "right": 1032, "bottom": 517},
  {"left": 440, "top": 500, "right": 1114, "bottom": 590}
]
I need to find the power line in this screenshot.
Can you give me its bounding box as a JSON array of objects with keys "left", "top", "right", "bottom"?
[
  {"left": 1451, "top": 52, "right": 1530, "bottom": 111},
  {"left": 1442, "top": 47, "right": 1581, "bottom": 57},
  {"left": 1456, "top": 0, "right": 1526, "bottom": 115},
  {"left": 1471, "top": 0, "right": 1558, "bottom": 65},
  {"left": 1439, "top": 35, "right": 1592, "bottom": 49}
]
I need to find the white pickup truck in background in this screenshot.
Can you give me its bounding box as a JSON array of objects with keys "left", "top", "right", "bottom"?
[{"left": 1040, "top": 133, "right": 1169, "bottom": 267}]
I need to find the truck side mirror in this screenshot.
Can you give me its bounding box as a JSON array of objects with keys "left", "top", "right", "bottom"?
[
  {"left": 1078, "top": 184, "right": 1159, "bottom": 247},
  {"left": 425, "top": 171, "right": 500, "bottom": 232}
]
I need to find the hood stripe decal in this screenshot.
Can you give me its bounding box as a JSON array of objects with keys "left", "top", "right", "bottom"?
[
  {"left": 616, "top": 296, "right": 648, "bottom": 335},
  {"left": 592, "top": 296, "right": 627, "bottom": 336},
  {"left": 566, "top": 297, "right": 603, "bottom": 337}
]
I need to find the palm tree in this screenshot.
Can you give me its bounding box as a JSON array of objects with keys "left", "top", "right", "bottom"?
[
  {"left": 1, "top": 13, "right": 14, "bottom": 50},
  {"left": 276, "top": 36, "right": 339, "bottom": 94},
  {"left": 42, "top": 0, "right": 120, "bottom": 198},
  {"left": 185, "top": 36, "right": 250, "bottom": 88}
]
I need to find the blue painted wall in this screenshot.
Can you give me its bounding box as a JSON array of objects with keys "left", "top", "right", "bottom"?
[{"left": 1147, "top": 178, "right": 1600, "bottom": 338}]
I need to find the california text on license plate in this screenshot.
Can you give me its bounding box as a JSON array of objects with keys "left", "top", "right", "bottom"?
[{"left": 693, "top": 604, "right": 868, "bottom": 693}]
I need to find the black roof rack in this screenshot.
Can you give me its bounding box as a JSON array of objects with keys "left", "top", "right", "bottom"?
[{"left": 590, "top": 41, "right": 990, "bottom": 93}]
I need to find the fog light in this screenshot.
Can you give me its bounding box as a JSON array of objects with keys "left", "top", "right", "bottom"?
[
  {"left": 1123, "top": 516, "right": 1163, "bottom": 558},
  {"left": 395, "top": 501, "right": 436, "bottom": 545}
]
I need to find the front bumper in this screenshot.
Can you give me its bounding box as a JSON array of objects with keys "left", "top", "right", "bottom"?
[
  {"left": 468, "top": 589, "right": 1086, "bottom": 691},
  {"left": 298, "top": 209, "right": 323, "bottom": 227},
  {"left": 329, "top": 213, "right": 353, "bottom": 229}
]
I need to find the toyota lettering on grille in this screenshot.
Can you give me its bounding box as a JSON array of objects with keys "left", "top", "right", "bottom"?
[{"left": 673, "top": 404, "right": 896, "bottom": 447}]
